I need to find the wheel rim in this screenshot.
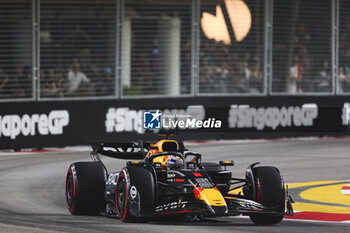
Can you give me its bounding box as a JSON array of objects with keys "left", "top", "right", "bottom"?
[
  {"left": 66, "top": 174, "right": 73, "bottom": 207},
  {"left": 117, "top": 178, "right": 126, "bottom": 214}
]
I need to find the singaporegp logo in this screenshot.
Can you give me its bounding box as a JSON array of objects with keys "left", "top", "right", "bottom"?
[
  {"left": 143, "top": 110, "right": 162, "bottom": 129},
  {"left": 0, "top": 110, "right": 69, "bottom": 139}
]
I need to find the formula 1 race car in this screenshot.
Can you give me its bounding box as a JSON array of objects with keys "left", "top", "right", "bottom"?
[{"left": 65, "top": 139, "right": 293, "bottom": 224}]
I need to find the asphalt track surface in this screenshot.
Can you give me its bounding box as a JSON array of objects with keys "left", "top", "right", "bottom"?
[{"left": 0, "top": 138, "right": 350, "bottom": 233}]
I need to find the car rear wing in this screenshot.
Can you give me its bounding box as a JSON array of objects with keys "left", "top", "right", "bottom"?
[
  {"left": 91, "top": 142, "right": 147, "bottom": 160},
  {"left": 91, "top": 140, "right": 185, "bottom": 161}
]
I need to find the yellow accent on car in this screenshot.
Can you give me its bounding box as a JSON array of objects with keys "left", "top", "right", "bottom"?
[{"left": 195, "top": 188, "right": 227, "bottom": 207}]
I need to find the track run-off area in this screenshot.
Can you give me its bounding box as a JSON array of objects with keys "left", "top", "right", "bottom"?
[{"left": 0, "top": 138, "right": 349, "bottom": 233}]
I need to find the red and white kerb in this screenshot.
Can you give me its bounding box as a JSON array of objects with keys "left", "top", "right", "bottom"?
[{"left": 341, "top": 184, "right": 350, "bottom": 196}]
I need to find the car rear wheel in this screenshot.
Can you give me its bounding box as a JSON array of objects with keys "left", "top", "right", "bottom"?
[
  {"left": 116, "top": 166, "right": 155, "bottom": 223},
  {"left": 65, "top": 162, "right": 107, "bottom": 215},
  {"left": 116, "top": 171, "right": 135, "bottom": 222},
  {"left": 249, "top": 166, "right": 285, "bottom": 225}
]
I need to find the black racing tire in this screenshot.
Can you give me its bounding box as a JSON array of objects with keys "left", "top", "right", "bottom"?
[
  {"left": 116, "top": 171, "right": 135, "bottom": 222},
  {"left": 116, "top": 166, "right": 155, "bottom": 223},
  {"left": 128, "top": 166, "right": 156, "bottom": 213},
  {"left": 65, "top": 162, "right": 107, "bottom": 215},
  {"left": 249, "top": 166, "right": 285, "bottom": 225}
]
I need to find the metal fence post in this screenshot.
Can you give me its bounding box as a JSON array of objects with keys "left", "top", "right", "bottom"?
[
  {"left": 32, "top": 0, "right": 40, "bottom": 101},
  {"left": 333, "top": 0, "right": 339, "bottom": 95},
  {"left": 265, "top": 0, "right": 273, "bottom": 95},
  {"left": 116, "top": 0, "right": 124, "bottom": 99},
  {"left": 191, "top": 0, "right": 200, "bottom": 96}
]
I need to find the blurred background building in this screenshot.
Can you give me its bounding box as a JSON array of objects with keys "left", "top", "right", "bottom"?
[{"left": 0, "top": 0, "right": 348, "bottom": 101}]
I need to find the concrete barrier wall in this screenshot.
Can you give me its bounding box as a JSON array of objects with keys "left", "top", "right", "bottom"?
[{"left": 1, "top": 96, "right": 350, "bottom": 150}]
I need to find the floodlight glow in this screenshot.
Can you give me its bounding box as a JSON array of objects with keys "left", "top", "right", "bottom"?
[
  {"left": 201, "top": 5, "right": 231, "bottom": 45},
  {"left": 201, "top": 0, "right": 252, "bottom": 44}
]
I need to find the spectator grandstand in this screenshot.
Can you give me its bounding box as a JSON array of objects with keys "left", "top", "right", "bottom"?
[{"left": 0, "top": 0, "right": 349, "bottom": 101}]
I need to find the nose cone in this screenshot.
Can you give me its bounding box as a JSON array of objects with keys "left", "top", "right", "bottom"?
[{"left": 194, "top": 187, "right": 228, "bottom": 214}]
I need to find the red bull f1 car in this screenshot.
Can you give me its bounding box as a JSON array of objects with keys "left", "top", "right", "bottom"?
[{"left": 65, "top": 139, "right": 293, "bottom": 224}]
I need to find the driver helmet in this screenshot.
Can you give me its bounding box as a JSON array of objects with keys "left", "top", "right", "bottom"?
[{"left": 165, "top": 155, "right": 183, "bottom": 170}]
